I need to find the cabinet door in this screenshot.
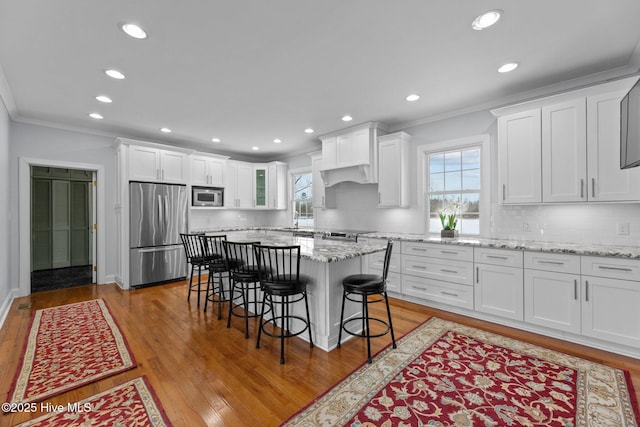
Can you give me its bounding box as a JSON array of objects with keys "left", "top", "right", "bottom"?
[
  {"left": 582, "top": 276, "right": 640, "bottom": 348},
  {"left": 254, "top": 166, "right": 267, "bottom": 208},
  {"left": 191, "top": 156, "right": 209, "bottom": 186},
  {"left": 474, "top": 264, "right": 523, "bottom": 321},
  {"left": 267, "top": 163, "right": 287, "bottom": 210},
  {"left": 378, "top": 136, "right": 409, "bottom": 208},
  {"left": 336, "top": 133, "right": 353, "bottom": 167},
  {"left": 351, "top": 128, "right": 370, "bottom": 165},
  {"left": 322, "top": 137, "right": 337, "bottom": 169},
  {"left": 130, "top": 146, "right": 160, "bottom": 181},
  {"left": 224, "top": 163, "right": 238, "bottom": 208},
  {"left": 498, "top": 109, "right": 542, "bottom": 204},
  {"left": 208, "top": 159, "right": 225, "bottom": 187},
  {"left": 236, "top": 163, "right": 254, "bottom": 208},
  {"left": 542, "top": 99, "right": 587, "bottom": 202},
  {"left": 524, "top": 269, "right": 581, "bottom": 334},
  {"left": 587, "top": 91, "right": 640, "bottom": 201},
  {"left": 159, "top": 150, "right": 187, "bottom": 184}
]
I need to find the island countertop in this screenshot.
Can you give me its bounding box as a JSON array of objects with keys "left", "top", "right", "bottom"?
[{"left": 206, "top": 231, "right": 387, "bottom": 263}]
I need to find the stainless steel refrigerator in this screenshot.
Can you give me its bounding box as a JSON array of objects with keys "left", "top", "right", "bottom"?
[{"left": 129, "top": 182, "right": 188, "bottom": 287}]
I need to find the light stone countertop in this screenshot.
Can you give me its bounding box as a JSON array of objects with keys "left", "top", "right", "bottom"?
[
  {"left": 199, "top": 230, "right": 387, "bottom": 263},
  {"left": 361, "top": 232, "right": 640, "bottom": 259}
]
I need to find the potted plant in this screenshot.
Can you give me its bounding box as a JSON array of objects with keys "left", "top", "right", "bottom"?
[{"left": 438, "top": 200, "right": 462, "bottom": 238}]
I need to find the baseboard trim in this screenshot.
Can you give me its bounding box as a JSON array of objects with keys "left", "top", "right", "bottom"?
[{"left": 0, "top": 288, "right": 20, "bottom": 331}]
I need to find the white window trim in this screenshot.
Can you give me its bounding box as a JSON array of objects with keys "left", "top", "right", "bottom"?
[{"left": 417, "top": 134, "right": 491, "bottom": 236}]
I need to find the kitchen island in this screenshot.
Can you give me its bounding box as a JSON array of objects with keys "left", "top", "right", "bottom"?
[{"left": 209, "top": 230, "right": 388, "bottom": 351}]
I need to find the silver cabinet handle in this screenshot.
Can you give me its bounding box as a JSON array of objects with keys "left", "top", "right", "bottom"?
[
  {"left": 592, "top": 178, "right": 595, "bottom": 198},
  {"left": 476, "top": 266, "right": 479, "bottom": 283},
  {"left": 539, "top": 260, "right": 565, "bottom": 265},
  {"left": 412, "top": 265, "right": 427, "bottom": 270},
  {"left": 411, "top": 248, "right": 427, "bottom": 252},
  {"left": 487, "top": 255, "right": 508, "bottom": 260},
  {"left": 585, "top": 280, "right": 589, "bottom": 302},
  {"left": 440, "top": 269, "right": 458, "bottom": 274},
  {"left": 440, "top": 250, "right": 459, "bottom": 255},
  {"left": 378, "top": 192, "right": 381, "bottom": 203},
  {"left": 502, "top": 184, "right": 506, "bottom": 201},
  {"left": 597, "top": 266, "right": 633, "bottom": 272},
  {"left": 580, "top": 178, "right": 584, "bottom": 198},
  {"left": 574, "top": 279, "right": 578, "bottom": 300},
  {"left": 413, "top": 286, "right": 427, "bottom": 291},
  {"left": 441, "top": 291, "right": 459, "bottom": 297}
]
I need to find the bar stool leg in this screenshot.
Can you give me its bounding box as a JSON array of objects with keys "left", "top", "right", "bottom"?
[
  {"left": 363, "top": 295, "right": 372, "bottom": 364},
  {"left": 384, "top": 291, "right": 397, "bottom": 349},
  {"left": 337, "top": 289, "right": 347, "bottom": 348},
  {"left": 304, "top": 291, "right": 314, "bottom": 348}
]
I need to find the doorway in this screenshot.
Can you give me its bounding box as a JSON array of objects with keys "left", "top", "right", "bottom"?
[{"left": 30, "top": 166, "right": 95, "bottom": 292}]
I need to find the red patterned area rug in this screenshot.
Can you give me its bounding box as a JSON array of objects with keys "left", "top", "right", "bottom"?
[
  {"left": 282, "top": 317, "right": 640, "bottom": 427},
  {"left": 7, "top": 299, "right": 136, "bottom": 404},
  {"left": 12, "top": 376, "right": 172, "bottom": 427}
]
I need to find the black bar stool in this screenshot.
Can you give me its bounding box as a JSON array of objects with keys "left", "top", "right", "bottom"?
[
  {"left": 180, "top": 232, "right": 209, "bottom": 307},
  {"left": 200, "top": 234, "right": 237, "bottom": 319},
  {"left": 254, "top": 244, "right": 314, "bottom": 364},
  {"left": 223, "top": 240, "right": 265, "bottom": 338},
  {"left": 337, "top": 241, "right": 396, "bottom": 363}
]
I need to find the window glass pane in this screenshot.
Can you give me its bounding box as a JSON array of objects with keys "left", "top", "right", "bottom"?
[
  {"left": 459, "top": 217, "right": 479, "bottom": 235},
  {"left": 461, "top": 148, "right": 480, "bottom": 170},
  {"left": 444, "top": 171, "right": 461, "bottom": 191},
  {"left": 462, "top": 193, "right": 480, "bottom": 214},
  {"left": 428, "top": 172, "right": 444, "bottom": 192},
  {"left": 293, "top": 173, "right": 313, "bottom": 227},
  {"left": 444, "top": 151, "right": 461, "bottom": 172},
  {"left": 462, "top": 169, "right": 480, "bottom": 190},
  {"left": 429, "top": 195, "right": 444, "bottom": 215},
  {"left": 429, "top": 154, "right": 445, "bottom": 173}
]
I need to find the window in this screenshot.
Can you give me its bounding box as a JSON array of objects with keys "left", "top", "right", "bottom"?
[
  {"left": 293, "top": 172, "right": 313, "bottom": 227},
  {"left": 420, "top": 135, "right": 489, "bottom": 236}
]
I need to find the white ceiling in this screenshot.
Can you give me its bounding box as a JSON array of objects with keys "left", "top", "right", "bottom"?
[{"left": 1, "top": 1, "right": 639, "bottom": 161}]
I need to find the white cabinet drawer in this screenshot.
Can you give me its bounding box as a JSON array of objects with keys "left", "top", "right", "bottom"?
[
  {"left": 370, "top": 250, "right": 401, "bottom": 274},
  {"left": 474, "top": 247, "right": 523, "bottom": 268},
  {"left": 401, "top": 242, "right": 473, "bottom": 262},
  {"left": 581, "top": 256, "right": 640, "bottom": 281},
  {"left": 403, "top": 276, "right": 474, "bottom": 310},
  {"left": 402, "top": 255, "right": 473, "bottom": 286},
  {"left": 524, "top": 252, "right": 581, "bottom": 274}
]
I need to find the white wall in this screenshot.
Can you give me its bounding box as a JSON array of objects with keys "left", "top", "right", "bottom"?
[
  {"left": 9, "top": 122, "right": 117, "bottom": 289},
  {"left": 0, "top": 95, "right": 11, "bottom": 323}
]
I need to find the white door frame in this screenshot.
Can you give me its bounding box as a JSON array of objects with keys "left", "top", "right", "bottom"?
[{"left": 19, "top": 157, "right": 106, "bottom": 296}]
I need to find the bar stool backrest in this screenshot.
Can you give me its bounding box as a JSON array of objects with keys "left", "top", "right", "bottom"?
[
  {"left": 254, "top": 245, "right": 301, "bottom": 284},
  {"left": 181, "top": 233, "right": 204, "bottom": 260},
  {"left": 382, "top": 241, "right": 394, "bottom": 282},
  {"left": 223, "top": 240, "right": 260, "bottom": 275}
]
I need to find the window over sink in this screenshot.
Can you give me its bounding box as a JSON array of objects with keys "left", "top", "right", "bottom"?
[
  {"left": 419, "top": 135, "right": 490, "bottom": 236},
  {"left": 293, "top": 172, "right": 314, "bottom": 228}
]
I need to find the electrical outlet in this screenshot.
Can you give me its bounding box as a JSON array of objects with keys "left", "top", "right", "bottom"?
[
  {"left": 522, "top": 222, "right": 530, "bottom": 232},
  {"left": 617, "top": 222, "right": 630, "bottom": 235}
]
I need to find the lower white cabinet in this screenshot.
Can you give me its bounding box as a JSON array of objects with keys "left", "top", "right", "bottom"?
[
  {"left": 524, "top": 252, "right": 581, "bottom": 334},
  {"left": 403, "top": 275, "right": 474, "bottom": 309},
  {"left": 474, "top": 248, "right": 524, "bottom": 321},
  {"left": 368, "top": 241, "right": 401, "bottom": 293}
]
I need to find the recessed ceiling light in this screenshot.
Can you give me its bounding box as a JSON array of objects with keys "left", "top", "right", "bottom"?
[
  {"left": 121, "top": 23, "right": 148, "bottom": 39},
  {"left": 342, "top": 115, "right": 353, "bottom": 122},
  {"left": 105, "top": 69, "right": 125, "bottom": 80},
  {"left": 498, "top": 62, "right": 519, "bottom": 73},
  {"left": 89, "top": 113, "right": 103, "bottom": 120},
  {"left": 160, "top": 127, "right": 172, "bottom": 133},
  {"left": 406, "top": 94, "right": 420, "bottom": 102},
  {"left": 96, "top": 95, "right": 112, "bottom": 103},
  {"left": 273, "top": 138, "right": 282, "bottom": 144},
  {"left": 472, "top": 10, "right": 502, "bottom": 30},
  {"left": 304, "top": 128, "right": 314, "bottom": 134},
  {"left": 252, "top": 146, "right": 260, "bottom": 151},
  {"left": 211, "top": 137, "right": 221, "bottom": 143}
]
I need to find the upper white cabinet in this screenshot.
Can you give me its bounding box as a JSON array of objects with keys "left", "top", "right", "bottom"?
[
  {"left": 586, "top": 91, "right": 640, "bottom": 201},
  {"left": 225, "top": 161, "right": 253, "bottom": 208},
  {"left": 497, "top": 109, "right": 542, "bottom": 203},
  {"left": 267, "top": 162, "right": 287, "bottom": 210},
  {"left": 309, "top": 152, "right": 335, "bottom": 209},
  {"left": 191, "top": 154, "right": 227, "bottom": 187},
  {"left": 129, "top": 145, "right": 189, "bottom": 184},
  {"left": 494, "top": 77, "right": 640, "bottom": 204},
  {"left": 377, "top": 132, "right": 411, "bottom": 208},
  {"left": 319, "top": 122, "right": 386, "bottom": 186}
]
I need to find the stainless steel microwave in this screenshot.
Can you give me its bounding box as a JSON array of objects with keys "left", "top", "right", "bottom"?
[{"left": 192, "top": 186, "right": 224, "bottom": 207}]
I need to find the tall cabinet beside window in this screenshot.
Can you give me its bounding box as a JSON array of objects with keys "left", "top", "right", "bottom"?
[{"left": 377, "top": 132, "right": 411, "bottom": 208}]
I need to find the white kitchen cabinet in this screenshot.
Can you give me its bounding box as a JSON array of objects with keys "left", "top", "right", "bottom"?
[
  {"left": 310, "top": 152, "right": 335, "bottom": 209},
  {"left": 497, "top": 109, "right": 542, "bottom": 204},
  {"left": 524, "top": 252, "right": 581, "bottom": 334},
  {"left": 191, "top": 155, "right": 226, "bottom": 187},
  {"left": 335, "top": 128, "right": 369, "bottom": 167},
  {"left": 365, "top": 238, "right": 401, "bottom": 294},
  {"left": 377, "top": 132, "right": 410, "bottom": 208},
  {"left": 321, "top": 137, "right": 337, "bottom": 170},
  {"left": 254, "top": 164, "right": 268, "bottom": 208},
  {"left": 541, "top": 99, "right": 587, "bottom": 202},
  {"left": 587, "top": 90, "right": 640, "bottom": 201},
  {"left": 225, "top": 161, "right": 253, "bottom": 208},
  {"left": 129, "top": 145, "right": 188, "bottom": 184},
  {"left": 474, "top": 248, "right": 524, "bottom": 321},
  {"left": 267, "top": 162, "right": 287, "bottom": 210}
]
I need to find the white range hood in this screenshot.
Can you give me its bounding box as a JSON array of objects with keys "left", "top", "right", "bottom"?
[{"left": 320, "top": 164, "right": 372, "bottom": 187}]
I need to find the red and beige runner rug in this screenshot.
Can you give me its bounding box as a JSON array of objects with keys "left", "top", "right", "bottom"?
[
  {"left": 283, "top": 317, "right": 640, "bottom": 426},
  {"left": 7, "top": 299, "right": 136, "bottom": 404},
  {"left": 12, "top": 376, "right": 172, "bottom": 427}
]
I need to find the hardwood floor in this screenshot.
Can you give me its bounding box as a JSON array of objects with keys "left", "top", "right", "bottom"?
[{"left": 1, "top": 280, "right": 639, "bottom": 426}]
